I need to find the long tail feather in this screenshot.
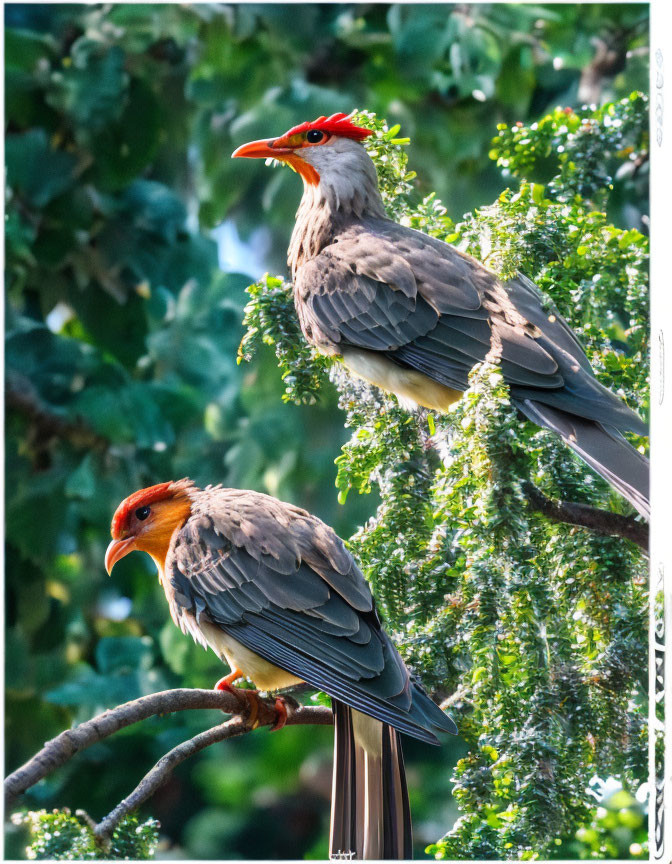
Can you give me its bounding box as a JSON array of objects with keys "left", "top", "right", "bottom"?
[
  {"left": 330, "top": 702, "right": 412, "bottom": 859},
  {"left": 514, "top": 398, "right": 650, "bottom": 520}
]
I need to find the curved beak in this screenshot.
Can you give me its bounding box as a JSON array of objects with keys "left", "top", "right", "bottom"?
[
  {"left": 105, "top": 537, "right": 137, "bottom": 575},
  {"left": 232, "top": 138, "right": 292, "bottom": 159}
]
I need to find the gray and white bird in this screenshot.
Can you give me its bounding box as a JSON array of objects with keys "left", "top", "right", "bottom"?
[
  {"left": 106, "top": 480, "right": 457, "bottom": 860},
  {"left": 233, "top": 112, "right": 649, "bottom": 519}
]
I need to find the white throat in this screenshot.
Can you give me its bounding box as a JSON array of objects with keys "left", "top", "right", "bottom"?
[{"left": 287, "top": 138, "right": 386, "bottom": 274}]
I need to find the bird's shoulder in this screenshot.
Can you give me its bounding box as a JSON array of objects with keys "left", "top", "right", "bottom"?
[
  {"left": 168, "top": 486, "right": 373, "bottom": 612},
  {"left": 295, "top": 217, "right": 496, "bottom": 316}
]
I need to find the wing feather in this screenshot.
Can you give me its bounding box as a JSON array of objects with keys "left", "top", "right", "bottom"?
[
  {"left": 166, "top": 490, "right": 455, "bottom": 742},
  {"left": 295, "top": 220, "right": 646, "bottom": 434},
  {"left": 296, "top": 223, "right": 568, "bottom": 399}
]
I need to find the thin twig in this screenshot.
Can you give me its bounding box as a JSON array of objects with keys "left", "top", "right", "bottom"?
[
  {"left": 440, "top": 687, "right": 468, "bottom": 711},
  {"left": 6, "top": 373, "right": 109, "bottom": 456},
  {"left": 4, "top": 688, "right": 332, "bottom": 810},
  {"left": 578, "top": 34, "right": 627, "bottom": 104},
  {"left": 93, "top": 717, "right": 247, "bottom": 842},
  {"left": 522, "top": 481, "right": 648, "bottom": 551}
]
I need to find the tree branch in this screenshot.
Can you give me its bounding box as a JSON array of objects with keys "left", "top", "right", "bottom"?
[
  {"left": 6, "top": 372, "right": 109, "bottom": 465},
  {"left": 93, "top": 716, "right": 248, "bottom": 843},
  {"left": 578, "top": 34, "right": 627, "bottom": 104},
  {"left": 440, "top": 686, "right": 469, "bottom": 711},
  {"left": 4, "top": 687, "right": 332, "bottom": 813},
  {"left": 522, "top": 481, "right": 648, "bottom": 551}
]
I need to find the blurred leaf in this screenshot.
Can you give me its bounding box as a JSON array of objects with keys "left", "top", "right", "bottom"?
[
  {"left": 49, "top": 39, "right": 127, "bottom": 132},
  {"left": 6, "top": 130, "right": 79, "bottom": 207},
  {"left": 95, "top": 636, "right": 154, "bottom": 675},
  {"left": 91, "top": 79, "right": 162, "bottom": 190},
  {"left": 65, "top": 454, "right": 96, "bottom": 500}
]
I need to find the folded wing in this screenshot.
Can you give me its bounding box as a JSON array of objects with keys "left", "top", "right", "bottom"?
[{"left": 167, "top": 489, "right": 457, "bottom": 743}]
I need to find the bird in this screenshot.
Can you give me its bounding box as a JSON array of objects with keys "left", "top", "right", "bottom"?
[
  {"left": 105, "top": 479, "right": 457, "bottom": 859},
  {"left": 232, "top": 112, "right": 649, "bottom": 519}
]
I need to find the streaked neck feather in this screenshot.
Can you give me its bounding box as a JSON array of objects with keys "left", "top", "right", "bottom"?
[{"left": 288, "top": 158, "right": 385, "bottom": 274}]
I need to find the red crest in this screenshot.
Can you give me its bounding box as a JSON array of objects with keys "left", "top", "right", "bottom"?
[
  {"left": 111, "top": 481, "right": 174, "bottom": 537},
  {"left": 283, "top": 113, "right": 374, "bottom": 142}
]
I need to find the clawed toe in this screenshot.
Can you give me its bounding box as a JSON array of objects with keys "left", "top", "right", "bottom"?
[
  {"left": 214, "top": 667, "right": 243, "bottom": 692},
  {"left": 213, "top": 671, "right": 289, "bottom": 731},
  {"left": 269, "top": 696, "right": 288, "bottom": 732}
]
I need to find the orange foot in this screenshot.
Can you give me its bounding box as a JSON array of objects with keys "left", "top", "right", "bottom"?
[
  {"left": 269, "top": 696, "right": 288, "bottom": 732},
  {"left": 214, "top": 667, "right": 243, "bottom": 692},
  {"left": 214, "top": 669, "right": 262, "bottom": 729}
]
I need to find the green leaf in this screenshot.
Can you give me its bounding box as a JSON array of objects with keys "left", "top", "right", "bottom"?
[
  {"left": 65, "top": 453, "right": 96, "bottom": 500},
  {"left": 5, "top": 130, "right": 78, "bottom": 207},
  {"left": 49, "top": 39, "right": 127, "bottom": 132},
  {"left": 159, "top": 621, "right": 191, "bottom": 675},
  {"left": 95, "top": 636, "right": 154, "bottom": 675}
]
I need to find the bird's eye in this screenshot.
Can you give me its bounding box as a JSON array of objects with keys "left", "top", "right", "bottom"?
[
  {"left": 306, "top": 129, "right": 325, "bottom": 144},
  {"left": 135, "top": 506, "right": 151, "bottom": 521}
]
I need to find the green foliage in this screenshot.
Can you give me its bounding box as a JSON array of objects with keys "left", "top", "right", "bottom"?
[
  {"left": 563, "top": 787, "right": 647, "bottom": 860},
  {"left": 240, "top": 96, "right": 649, "bottom": 860},
  {"left": 5, "top": 4, "right": 649, "bottom": 860},
  {"left": 239, "top": 275, "right": 332, "bottom": 405},
  {"left": 11, "top": 809, "right": 159, "bottom": 860},
  {"left": 489, "top": 93, "right": 649, "bottom": 211},
  {"left": 186, "top": 3, "right": 648, "bottom": 264}
]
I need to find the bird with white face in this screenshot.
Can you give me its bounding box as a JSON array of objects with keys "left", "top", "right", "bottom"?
[{"left": 233, "top": 112, "right": 649, "bottom": 519}]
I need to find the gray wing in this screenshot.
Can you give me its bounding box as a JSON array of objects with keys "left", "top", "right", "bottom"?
[
  {"left": 295, "top": 220, "right": 646, "bottom": 435},
  {"left": 166, "top": 487, "right": 456, "bottom": 743}
]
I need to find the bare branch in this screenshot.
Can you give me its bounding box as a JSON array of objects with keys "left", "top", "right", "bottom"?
[
  {"left": 4, "top": 687, "right": 332, "bottom": 811},
  {"left": 578, "top": 34, "right": 627, "bottom": 104},
  {"left": 93, "top": 717, "right": 247, "bottom": 842},
  {"left": 522, "top": 481, "right": 648, "bottom": 551},
  {"left": 6, "top": 372, "right": 108, "bottom": 465},
  {"left": 440, "top": 686, "right": 469, "bottom": 711}
]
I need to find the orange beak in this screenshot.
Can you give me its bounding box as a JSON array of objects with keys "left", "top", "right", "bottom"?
[
  {"left": 232, "top": 138, "right": 292, "bottom": 159},
  {"left": 232, "top": 137, "right": 320, "bottom": 185},
  {"left": 105, "top": 537, "right": 137, "bottom": 575}
]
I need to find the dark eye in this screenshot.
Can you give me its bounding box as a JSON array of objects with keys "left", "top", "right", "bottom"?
[
  {"left": 135, "top": 506, "right": 151, "bottom": 521},
  {"left": 306, "top": 129, "right": 325, "bottom": 144}
]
